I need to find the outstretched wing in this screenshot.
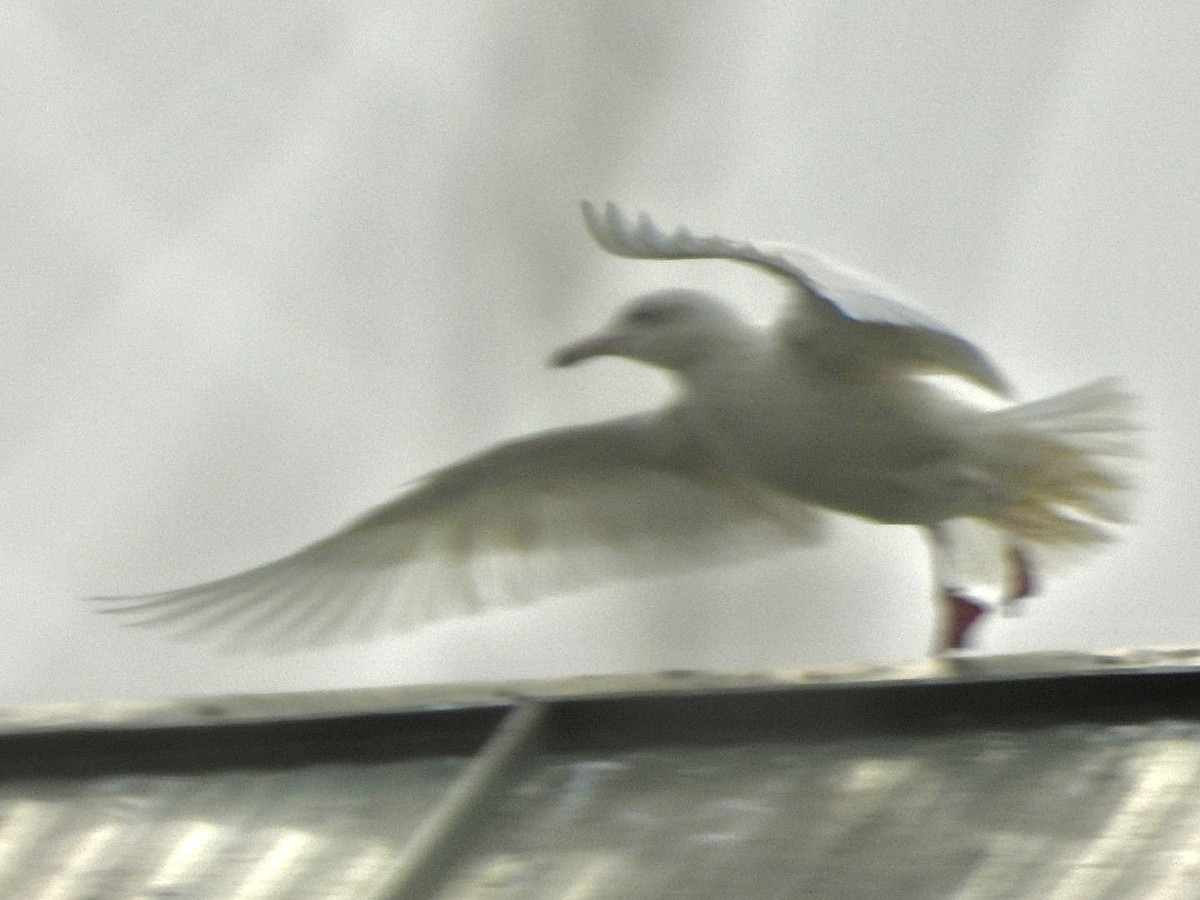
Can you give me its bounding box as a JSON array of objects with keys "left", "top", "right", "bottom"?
[
  {"left": 88, "top": 414, "right": 822, "bottom": 650},
  {"left": 582, "top": 200, "right": 839, "bottom": 322},
  {"left": 582, "top": 201, "right": 1011, "bottom": 396}
]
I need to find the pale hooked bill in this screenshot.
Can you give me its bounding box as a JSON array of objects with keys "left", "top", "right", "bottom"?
[{"left": 88, "top": 202, "right": 1139, "bottom": 653}]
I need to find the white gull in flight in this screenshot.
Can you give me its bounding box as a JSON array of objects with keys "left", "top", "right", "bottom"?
[{"left": 89, "top": 202, "right": 1138, "bottom": 653}]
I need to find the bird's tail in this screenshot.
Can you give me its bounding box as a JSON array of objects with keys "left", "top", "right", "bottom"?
[
  {"left": 986, "top": 377, "right": 1139, "bottom": 549},
  {"left": 929, "top": 378, "right": 1139, "bottom": 650}
]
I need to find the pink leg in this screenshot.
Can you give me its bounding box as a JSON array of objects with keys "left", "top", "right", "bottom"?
[
  {"left": 943, "top": 591, "right": 987, "bottom": 651},
  {"left": 1008, "top": 545, "right": 1036, "bottom": 602}
]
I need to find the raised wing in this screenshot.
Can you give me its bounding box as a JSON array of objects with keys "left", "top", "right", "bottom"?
[
  {"left": 582, "top": 201, "right": 1011, "bottom": 396},
  {"left": 88, "top": 415, "right": 821, "bottom": 650}
]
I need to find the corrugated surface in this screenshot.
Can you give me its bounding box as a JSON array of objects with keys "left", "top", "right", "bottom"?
[
  {"left": 4, "top": 651, "right": 1200, "bottom": 899},
  {"left": 0, "top": 757, "right": 466, "bottom": 898},
  {"left": 443, "top": 721, "right": 1200, "bottom": 899}
]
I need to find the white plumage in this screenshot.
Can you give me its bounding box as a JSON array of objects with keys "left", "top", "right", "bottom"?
[{"left": 89, "top": 202, "right": 1138, "bottom": 652}]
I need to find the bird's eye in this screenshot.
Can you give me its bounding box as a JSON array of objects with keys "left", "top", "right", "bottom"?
[{"left": 626, "top": 306, "right": 673, "bottom": 326}]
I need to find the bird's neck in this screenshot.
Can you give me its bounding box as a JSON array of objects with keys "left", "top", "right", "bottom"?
[{"left": 676, "top": 333, "right": 774, "bottom": 400}]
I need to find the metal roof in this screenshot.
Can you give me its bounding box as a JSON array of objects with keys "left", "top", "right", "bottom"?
[{"left": 4, "top": 649, "right": 1200, "bottom": 898}]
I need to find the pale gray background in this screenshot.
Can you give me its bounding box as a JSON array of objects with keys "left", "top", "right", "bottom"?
[{"left": 1, "top": 2, "right": 1192, "bottom": 705}]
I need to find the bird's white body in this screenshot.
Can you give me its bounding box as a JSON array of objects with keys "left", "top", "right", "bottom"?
[
  {"left": 89, "top": 203, "right": 1137, "bottom": 652},
  {"left": 676, "top": 347, "right": 975, "bottom": 525}
]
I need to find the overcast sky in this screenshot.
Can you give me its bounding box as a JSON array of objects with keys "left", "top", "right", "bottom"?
[{"left": 1, "top": 1, "right": 1194, "bottom": 706}]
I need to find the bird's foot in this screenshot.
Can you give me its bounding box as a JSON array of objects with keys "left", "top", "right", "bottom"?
[{"left": 943, "top": 591, "right": 987, "bottom": 651}]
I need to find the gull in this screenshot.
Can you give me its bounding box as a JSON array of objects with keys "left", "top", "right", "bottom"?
[{"left": 89, "top": 202, "right": 1137, "bottom": 653}]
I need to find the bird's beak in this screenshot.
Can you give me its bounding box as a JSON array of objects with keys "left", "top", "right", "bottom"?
[{"left": 549, "top": 331, "right": 622, "bottom": 367}]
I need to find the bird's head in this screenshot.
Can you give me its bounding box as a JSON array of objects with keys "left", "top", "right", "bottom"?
[{"left": 551, "top": 289, "right": 755, "bottom": 374}]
